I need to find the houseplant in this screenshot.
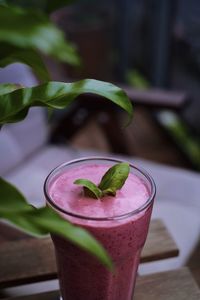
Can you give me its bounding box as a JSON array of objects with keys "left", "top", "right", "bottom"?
[{"left": 0, "top": 1, "right": 133, "bottom": 267}]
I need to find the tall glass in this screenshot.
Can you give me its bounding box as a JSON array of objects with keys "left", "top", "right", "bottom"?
[{"left": 44, "top": 157, "right": 156, "bottom": 300}]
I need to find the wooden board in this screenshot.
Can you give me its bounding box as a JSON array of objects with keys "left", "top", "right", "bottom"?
[
  {"left": 141, "top": 219, "right": 178, "bottom": 262},
  {"left": 0, "top": 238, "right": 57, "bottom": 288},
  {"left": 0, "top": 219, "right": 178, "bottom": 288},
  {"left": 3, "top": 268, "right": 200, "bottom": 300},
  {"left": 190, "top": 268, "right": 200, "bottom": 288},
  {"left": 120, "top": 85, "right": 189, "bottom": 110},
  {"left": 134, "top": 267, "right": 200, "bottom": 300}
]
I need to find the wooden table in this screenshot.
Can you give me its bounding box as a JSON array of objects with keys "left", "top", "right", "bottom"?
[{"left": 0, "top": 219, "right": 200, "bottom": 299}]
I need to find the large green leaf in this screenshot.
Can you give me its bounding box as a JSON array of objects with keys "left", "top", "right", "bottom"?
[
  {"left": 0, "top": 83, "right": 20, "bottom": 96},
  {"left": 0, "top": 178, "right": 33, "bottom": 214},
  {"left": 0, "top": 79, "right": 133, "bottom": 124},
  {"left": 0, "top": 43, "right": 50, "bottom": 81},
  {"left": 0, "top": 5, "right": 79, "bottom": 65},
  {"left": 0, "top": 177, "right": 112, "bottom": 269},
  {"left": 4, "top": 0, "right": 75, "bottom": 13}
]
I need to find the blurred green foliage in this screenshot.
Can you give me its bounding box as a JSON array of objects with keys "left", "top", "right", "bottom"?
[
  {"left": 159, "top": 111, "right": 200, "bottom": 170},
  {"left": 126, "top": 69, "right": 149, "bottom": 89},
  {"left": 0, "top": 0, "right": 133, "bottom": 267},
  {"left": 0, "top": 0, "right": 75, "bottom": 13},
  {"left": 0, "top": 4, "right": 80, "bottom": 76}
]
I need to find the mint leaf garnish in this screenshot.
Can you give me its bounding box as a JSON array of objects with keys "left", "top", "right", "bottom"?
[
  {"left": 102, "top": 188, "right": 117, "bottom": 197},
  {"left": 74, "top": 162, "right": 130, "bottom": 199},
  {"left": 98, "top": 162, "right": 130, "bottom": 192},
  {"left": 74, "top": 179, "right": 102, "bottom": 199}
]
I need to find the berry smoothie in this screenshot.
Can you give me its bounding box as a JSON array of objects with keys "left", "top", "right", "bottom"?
[{"left": 44, "top": 158, "right": 156, "bottom": 300}]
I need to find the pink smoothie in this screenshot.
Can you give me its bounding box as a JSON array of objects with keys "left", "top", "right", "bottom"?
[{"left": 47, "top": 161, "right": 155, "bottom": 300}]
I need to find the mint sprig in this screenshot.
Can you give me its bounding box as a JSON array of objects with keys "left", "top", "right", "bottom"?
[
  {"left": 73, "top": 179, "right": 102, "bottom": 199},
  {"left": 74, "top": 162, "right": 130, "bottom": 199}
]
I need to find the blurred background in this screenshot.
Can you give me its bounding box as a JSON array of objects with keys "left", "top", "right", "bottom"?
[
  {"left": 51, "top": 0, "right": 200, "bottom": 170},
  {"left": 16, "top": 0, "right": 200, "bottom": 170},
  {"left": 0, "top": 0, "right": 200, "bottom": 295},
  {"left": 1, "top": 0, "right": 200, "bottom": 169}
]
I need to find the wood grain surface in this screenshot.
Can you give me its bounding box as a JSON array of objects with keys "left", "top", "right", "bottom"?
[
  {"left": 141, "top": 219, "right": 178, "bottom": 262},
  {"left": 0, "top": 219, "right": 178, "bottom": 288},
  {"left": 135, "top": 267, "right": 200, "bottom": 300},
  {"left": 3, "top": 268, "right": 200, "bottom": 300}
]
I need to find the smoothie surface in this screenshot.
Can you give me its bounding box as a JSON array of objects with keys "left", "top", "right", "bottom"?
[{"left": 49, "top": 164, "right": 149, "bottom": 219}]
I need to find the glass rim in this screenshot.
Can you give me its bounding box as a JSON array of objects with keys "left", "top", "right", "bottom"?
[{"left": 44, "top": 156, "right": 156, "bottom": 221}]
